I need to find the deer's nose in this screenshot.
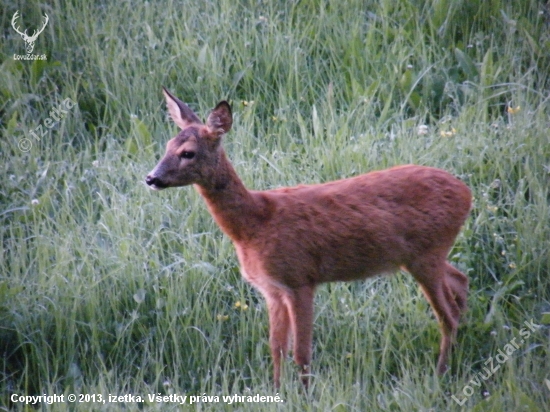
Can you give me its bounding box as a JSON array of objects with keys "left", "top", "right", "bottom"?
[{"left": 145, "top": 174, "right": 167, "bottom": 190}]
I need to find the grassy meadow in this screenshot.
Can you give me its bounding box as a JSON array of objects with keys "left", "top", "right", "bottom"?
[{"left": 1, "top": 0, "right": 549, "bottom": 410}]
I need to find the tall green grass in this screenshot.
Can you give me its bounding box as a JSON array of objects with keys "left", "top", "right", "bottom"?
[{"left": 1, "top": 0, "right": 549, "bottom": 410}]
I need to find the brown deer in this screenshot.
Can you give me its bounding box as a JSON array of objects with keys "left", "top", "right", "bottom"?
[{"left": 146, "top": 88, "right": 472, "bottom": 388}]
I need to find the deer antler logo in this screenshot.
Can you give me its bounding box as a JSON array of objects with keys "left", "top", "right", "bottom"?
[{"left": 11, "top": 10, "right": 49, "bottom": 55}]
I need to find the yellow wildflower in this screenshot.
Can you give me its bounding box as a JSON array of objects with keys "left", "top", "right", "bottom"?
[
  {"left": 440, "top": 127, "right": 457, "bottom": 137},
  {"left": 235, "top": 301, "right": 249, "bottom": 311},
  {"left": 507, "top": 105, "right": 520, "bottom": 114}
]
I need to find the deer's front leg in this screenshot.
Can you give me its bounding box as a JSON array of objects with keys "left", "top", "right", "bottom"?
[
  {"left": 264, "top": 290, "right": 291, "bottom": 388},
  {"left": 283, "top": 285, "right": 315, "bottom": 388}
]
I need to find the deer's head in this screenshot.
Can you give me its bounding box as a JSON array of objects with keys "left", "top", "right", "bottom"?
[
  {"left": 11, "top": 11, "right": 49, "bottom": 54},
  {"left": 146, "top": 88, "right": 232, "bottom": 190}
]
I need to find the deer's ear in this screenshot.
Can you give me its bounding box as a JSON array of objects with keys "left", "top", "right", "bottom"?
[
  {"left": 162, "top": 87, "right": 202, "bottom": 129},
  {"left": 206, "top": 101, "right": 232, "bottom": 136}
]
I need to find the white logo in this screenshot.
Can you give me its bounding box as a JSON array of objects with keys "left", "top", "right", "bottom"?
[{"left": 11, "top": 10, "right": 48, "bottom": 59}]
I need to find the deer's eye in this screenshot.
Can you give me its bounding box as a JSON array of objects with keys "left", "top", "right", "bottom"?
[{"left": 180, "top": 151, "right": 195, "bottom": 159}]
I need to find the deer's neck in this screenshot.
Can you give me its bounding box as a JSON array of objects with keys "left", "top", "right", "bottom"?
[{"left": 195, "top": 150, "right": 266, "bottom": 242}]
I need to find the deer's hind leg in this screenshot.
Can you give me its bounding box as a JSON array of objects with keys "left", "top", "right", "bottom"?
[
  {"left": 445, "top": 262, "right": 469, "bottom": 316},
  {"left": 406, "top": 256, "right": 463, "bottom": 374}
]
